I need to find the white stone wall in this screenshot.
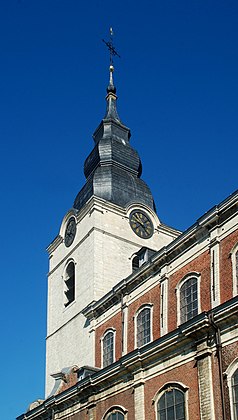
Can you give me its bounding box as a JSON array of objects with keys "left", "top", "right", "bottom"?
[{"left": 45, "top": 197, "right": 177, "bottom": 396}]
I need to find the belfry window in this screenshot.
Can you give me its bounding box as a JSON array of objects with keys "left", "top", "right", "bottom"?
[
  {"left": 64, "top": 262, "right": 75, "bottom": 307},
  {"left": 103, "top": 330, "right": 115, "bottom": 368},
  {"left": 136, "top": 306, "right": 152, "bottom": 347},
  {"left": 180, "top": 276, "right": 198, "bottom": 324},
  {"left": 157, "top": 387, "right": 186, "bottom": 420}
]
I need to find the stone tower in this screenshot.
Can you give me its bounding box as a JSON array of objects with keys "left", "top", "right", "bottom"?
[{"left": 45, "top": 65, "right": 179, "bottom": 396}]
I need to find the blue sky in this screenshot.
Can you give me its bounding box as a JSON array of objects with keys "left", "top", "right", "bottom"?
[{"left": 0, "top": 1, "right": 237, "bottom": 418}]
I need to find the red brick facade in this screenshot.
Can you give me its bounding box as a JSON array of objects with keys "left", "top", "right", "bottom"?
[{"left": 18, "top": 191, "right": 238, "bottom": 420}]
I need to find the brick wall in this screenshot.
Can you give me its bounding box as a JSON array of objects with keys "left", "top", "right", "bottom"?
[
  {"left": 220, "top": 230, "right": 238, "bottom": 303},
  {"left": 95, "top": 311, "right": 122, "bottom": 367},
  {"left": 144, "top": 360, "right": 200, "bottom": 419}
]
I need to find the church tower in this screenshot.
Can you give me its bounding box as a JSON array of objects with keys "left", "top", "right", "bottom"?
[{"left": 45, "top": 64, "right": 179, "bottom": 396}]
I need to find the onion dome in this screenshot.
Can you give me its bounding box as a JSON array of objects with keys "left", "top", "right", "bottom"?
[{"left": 73, "top": 66, "right": 155, "bottom": 212}]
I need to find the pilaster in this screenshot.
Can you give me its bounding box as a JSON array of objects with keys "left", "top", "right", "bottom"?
[
  {"left": 133, "top": 371, "right": 145, "bottom": 420},
  {"left": 195, "top": 341, "right": 215, "bottom": 419}
]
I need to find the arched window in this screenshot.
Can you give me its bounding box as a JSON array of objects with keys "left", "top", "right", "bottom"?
[
  {"left": 102, "top": 330, "right": 115, "bottom": 368},
  {"left": 136, "top": 305, "right": 152, "bottom": 348},
  {"left": 157, "top": 387, "right": 186, "bottom": 420},
  {"left": 179, "top": 275, "right": 199, "bottom": 324},
  {"left": 64, "top": 261, "right": 75, "bottom": 307},
  {"left": 232, "top": 369, "right": 238, "bottom": 419},
  {"left": 231, "top": 243, "right": 238, "bottom": 296},
  {"left": 106, "top": 412, "right": 124, "bottom": 420},
  {"left": 225, "top": 360, "right": 238, "bottom": 420},
  {"left": 103, "top": 406, "right": 127, "bottom": 420}
]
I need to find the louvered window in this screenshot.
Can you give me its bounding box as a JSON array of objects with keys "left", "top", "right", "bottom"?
[{"left": 64, "top": 262, "right": 75, "bottom": 307}]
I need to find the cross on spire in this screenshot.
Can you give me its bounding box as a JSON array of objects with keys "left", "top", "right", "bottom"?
[{"left": 102, "top": 27, "right": 120, "bottom": 65}]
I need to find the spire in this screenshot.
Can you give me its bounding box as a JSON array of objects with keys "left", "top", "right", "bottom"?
[
  {"left": 105, "top": 64, "right": 120, "bottom": 121},
  {"left": 103, "top": 28, "right": 121, "bottom": 122},
  {"left": 73, "top": 32, "right": 156, "bottom": 213}
]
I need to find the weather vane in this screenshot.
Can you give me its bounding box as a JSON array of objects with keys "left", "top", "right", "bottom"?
[{"left": 102, "top": 27, "right": 120, "bottom": 66}]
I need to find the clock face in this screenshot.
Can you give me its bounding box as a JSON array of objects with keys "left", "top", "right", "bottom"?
[
  {"left": 129, "top": 210, "right": 154, "bottom": 239},
  {"left": 64, "top": 217, "right": 76, "bottom": 247}
]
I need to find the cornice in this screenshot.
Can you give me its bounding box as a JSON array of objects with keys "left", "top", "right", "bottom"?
[{"left": 83, "top": 191, "right": 238, "bottom": 319}]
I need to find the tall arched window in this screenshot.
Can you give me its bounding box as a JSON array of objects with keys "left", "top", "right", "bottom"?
[
  {"left": 179, "top": 275, "right": 199, "bottom": 324},
  {"left": 231, "top": 244, "right": 238, "bottom": 296},
  {"left": 232, "top": 368, "right": 238, "bottom": 419},
  {"left": 225, "top": 359, "right": 238, "bottom": 420},
  {"left": 136, "top": 305, "right": 152, "bottom": 348},
  {"left": 64, "top": 261, "right": 75, "bottom": 307},
  {"left": 102, "top": 330, "right": 115, "bottom": 368},
  {"left": 157, "top": 387, "right": 186, "bottom": 420}
]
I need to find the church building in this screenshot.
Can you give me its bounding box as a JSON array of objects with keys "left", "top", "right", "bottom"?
[{"left": 17, "top": 62, "right": 238, "bottom": 420}]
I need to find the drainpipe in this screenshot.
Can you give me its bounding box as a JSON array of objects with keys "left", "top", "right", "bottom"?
[{"left": 208, "top": 312, "right": 226, "bottom": 420}]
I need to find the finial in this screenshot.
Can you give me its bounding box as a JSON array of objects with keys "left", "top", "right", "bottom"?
[
  {"left": 102, "top": 27, "right": 120, "bottom": 66},
  {"left": 103, "top": 28, "right": 120, "bottom": 94}
]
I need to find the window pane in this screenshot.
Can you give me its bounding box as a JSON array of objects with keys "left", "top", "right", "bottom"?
[
  {"left": 159, "top": 394, "right": 166, "bottom": 409},
  {"left": 176, "top": 403, "right": 185, "bottom": 419},
  {"left": 167, "top": 406, "right": 175, "bottom": 419},
  {"left": 166, "top": 390, "right": 174, "bottom": 407},
  {"left": 159, "top": 411, "right": 166, "bottom": 420},
  {"left": 175, "top": 390, "right": 184, "bottom": 404}
]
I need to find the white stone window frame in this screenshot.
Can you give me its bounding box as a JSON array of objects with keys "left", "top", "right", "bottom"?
[
  {"left": 134, "top": 304, "right": 153, "bottom": 349},
  {"left": 101, "top": 328, "right": 116, "bottom": 368},
  {"left": 176, "top": 272, "right": 201, "bottom": 326},
  {"left": 230, "top": 243, "right": 238, "bottom": 296},
  {"left": 102, "top": 405, "right": 128, "bottom": 420},
  {"left": 225, "top": 358, "right": 238, "bottom": 420},
  {"left": 63, "top": 259, "right": 76, "bottom": 309},
  {"left": 153, "top": 382, "right": 189, "bottom": 420}
]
